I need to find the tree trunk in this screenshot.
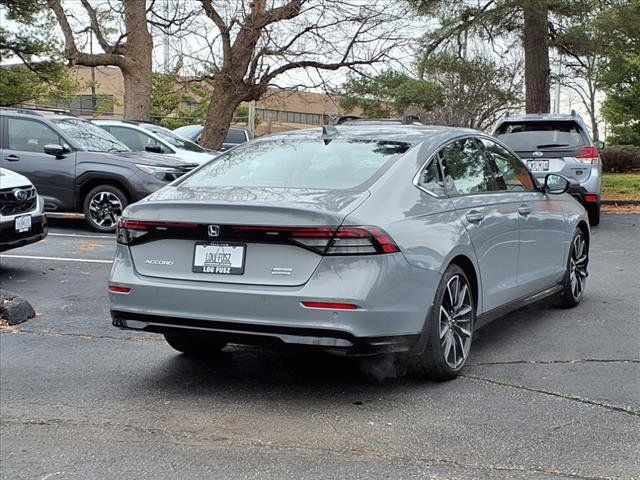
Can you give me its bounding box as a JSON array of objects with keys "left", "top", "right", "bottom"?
[
  {"left": 121, "top": 64, "right": 151, "bottom": 120},
  {"left": 121, "top": 0, "right": 153, "bottom": 120},
  {"left": 200, "top": 80, "right": 246, "bottom": 149},
  {"left": 522, "top": 0, "right": 550, "bottom": 113}
]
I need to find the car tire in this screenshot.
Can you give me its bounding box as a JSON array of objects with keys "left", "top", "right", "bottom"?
[
  {"left": 164, "top": 333, "right": 227, "bottom": 357},
  {"left": 559, "top": 228, "right": 589, "bottom": 308},
  {"left": 411, "top": 264, "right": 475, "bottom": 381},
  {"left": 83, "top": 185, "right": 128, "bottom": 233},
  {"left": 586, "top": 202, "right": 600, "bottom": 226}
]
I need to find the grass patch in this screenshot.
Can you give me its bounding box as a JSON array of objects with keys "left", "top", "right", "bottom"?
[{"left": 602, "top": 173, "right": 640, "bottom": 201}]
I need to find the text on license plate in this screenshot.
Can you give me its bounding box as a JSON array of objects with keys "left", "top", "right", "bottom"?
[
  {"left": 193, "top": 242, "right": 246, "bottom": 275},
  {"left": 15, "top": 215, "right": 32, "bottom": 232},
  {"left": 527, "top": 160, "right": 549, "bottom": 172}
]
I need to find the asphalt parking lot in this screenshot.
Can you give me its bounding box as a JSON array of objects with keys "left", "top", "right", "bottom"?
[{"left": 1, "top": 214, "right": 639, "bottom": 480}]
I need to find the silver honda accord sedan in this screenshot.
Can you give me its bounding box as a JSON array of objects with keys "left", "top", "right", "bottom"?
[{"left": 109, "top": 125, "right": 590, "bottom": 380}]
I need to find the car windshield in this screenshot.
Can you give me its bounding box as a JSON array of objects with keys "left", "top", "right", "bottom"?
[
  {"left": 144, "top": 126, "right": 205, "bottom": 152},
  {"left": 53, "top": 119, "right": 129, "bottom": 152},
  {"left": 174, "top": 125, "right": 203, "bottom": 141},
  {"left": 178, "top": 138, "right": 410, "bottom": 190},
  {"left": 495, "top": 121, "right": 588, "bottom": 151}
]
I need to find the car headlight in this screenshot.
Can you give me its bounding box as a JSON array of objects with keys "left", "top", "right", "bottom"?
[{"left": 135, "top": 164, "right": 183, "bottom": 182}]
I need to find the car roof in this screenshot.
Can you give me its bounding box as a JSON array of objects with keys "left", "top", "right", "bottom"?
[
  {"left": 495, "top": 112, "right": 587, "bottom": 124},
  {"left": 0, "top": 108, "right": 78, "bottom": 122},
  {"left": 259, "top": 124, "right": 481, "bottom": 145}
]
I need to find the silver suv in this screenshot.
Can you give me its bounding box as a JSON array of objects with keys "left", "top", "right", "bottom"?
[{"left": 493, "top": 113, "right": 603, "bottom": 225}]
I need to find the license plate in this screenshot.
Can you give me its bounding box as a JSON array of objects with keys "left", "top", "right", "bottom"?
[
  {"left": 527, "top": 159, "right": 549, "bottom": 172},
  {"left": 192, "top": 242, "right": 246, "bottom": 275},
  {"left": 15, "top": 215, "right": 32, "bottom": 233}
]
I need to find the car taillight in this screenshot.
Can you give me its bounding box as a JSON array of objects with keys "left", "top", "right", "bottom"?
[
  {"left": 116, "top": 218, "right": 198, "bottom": 245},
  {"left": 231, "top": 225, "right": 400, "bottom": 255},
  {"left": 576, "top": 146, "right": 600, "bottom": 164},
  {"left": 302, "top": 302, "right": 359, "bottom": 310}
]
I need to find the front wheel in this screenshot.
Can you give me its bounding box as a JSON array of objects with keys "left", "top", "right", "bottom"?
[
  {"left": 164, "top": 333, "right": 227, "bottom": 357},
  {"left": 83, "top": 185, "right": 127, "bottom": 233},
  {"left": 411, "top": 264, "right": 475, "bottom": 381},
  {"left": 559, "top": 228, "right": 589, "bottom": 308}
]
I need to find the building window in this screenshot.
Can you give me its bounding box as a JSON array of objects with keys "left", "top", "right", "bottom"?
[{"left": 51, "top": 95, "right": 114, "bottom": 115}]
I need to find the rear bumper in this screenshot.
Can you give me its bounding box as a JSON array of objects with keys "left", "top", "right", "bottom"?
[
  {"left": 111, "top": 310, "right": 420, "bottom": 355},
  {"left": 567, "top": 185, "right": 599, "bottom": 206},
  {"left": 0, "top": 214, "right": 48, "bottom": 252},
  {"left": 109, "top": 245, "right": 440, "bottom": 355}
]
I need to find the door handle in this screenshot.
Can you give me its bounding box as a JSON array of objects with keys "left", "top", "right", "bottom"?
[
  {"left": 4, "top": 154, "right": 20, "bottom": 162},
  {"left": 518, "top": 205, "right": 533, "bottom": 216},
  {"left": 465, "top": 210, "right": 484, "bottom": 223}
]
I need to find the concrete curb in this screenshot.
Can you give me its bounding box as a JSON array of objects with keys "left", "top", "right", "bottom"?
[
  {"left": 0, "top": 290, "right": 36, "bottom": 326},
  {"left": 601, "top": 199, "right": 640, "bottom": 206}
]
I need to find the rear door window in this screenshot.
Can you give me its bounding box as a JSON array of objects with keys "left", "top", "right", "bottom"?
[
  {"left": 438, "top": 138, "right": 498, "bottom": 195},
  {"left": 494, "top": 121, "right": 588, "bottom": 151}
]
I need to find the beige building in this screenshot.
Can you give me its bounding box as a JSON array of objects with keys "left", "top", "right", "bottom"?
[{"left": 67, "top": 66, "right": 356, "bottom": 133}]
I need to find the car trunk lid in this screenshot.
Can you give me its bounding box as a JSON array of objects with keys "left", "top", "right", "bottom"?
[{"left": 123, "top": 186, "right": 370, "bottom": 286}]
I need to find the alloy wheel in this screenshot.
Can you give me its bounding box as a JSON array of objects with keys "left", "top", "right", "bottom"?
[
  {"left": 569, "top": 233, "right": 588, "bottom": 300},
  {"left": 88, "top": 191, "right": 123, "bottom": 229},
  {"left": 439, "top": 275, "right": 473, "bottom": 369}
]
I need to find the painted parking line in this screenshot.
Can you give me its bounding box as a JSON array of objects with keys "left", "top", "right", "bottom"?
[
  {"left": 0, "top": 254, "right": 113, "bottom": 264},
  {"left": 49, "top": 233, "right": 115, "bottom": 239}
]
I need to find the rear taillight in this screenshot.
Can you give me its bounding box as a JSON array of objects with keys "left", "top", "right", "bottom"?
[
  {"left": 576, "top": 146, "right": 600, "bottom": 164},
  {"left": 231, "top": 225, "right": 400, "bottom": 255},
  {"left": 302, "top": 302, "right": 359, "bottom": 310},
  {"left": 116, "top": 218, "right": 198, "bottom": 245},
  {"left": 108, "top": 285, "right": 132, "bottom": 294}
]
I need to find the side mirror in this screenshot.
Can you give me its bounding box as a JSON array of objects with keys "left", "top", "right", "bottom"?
[
  {"left": 594, "top": 140, "right": 605, "bottom": 150},
  {"left": 145, "top": 144, "right": 164, "bottom": 154},
  {"left": 544, "top": 174, "right": 570, "bottom": 195},
  {"left": 43, "top": 144, "right": 66, "bottom": 158}
]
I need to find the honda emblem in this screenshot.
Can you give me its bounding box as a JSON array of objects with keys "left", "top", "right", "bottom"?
[{"left": 207, "top": 225, "right": 220, "bottom": 237}]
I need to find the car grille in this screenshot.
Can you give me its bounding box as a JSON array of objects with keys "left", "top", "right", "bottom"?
[{"left": 0, "top": 186, "right": 37, "bottom": 216}]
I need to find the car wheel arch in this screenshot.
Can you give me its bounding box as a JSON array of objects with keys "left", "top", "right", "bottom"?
[
  {"left": 76, "top": 175, "right": 134, "bottom": 212},
  {"left": 447, "top": 254, "right": 480, "bottom": 315}
]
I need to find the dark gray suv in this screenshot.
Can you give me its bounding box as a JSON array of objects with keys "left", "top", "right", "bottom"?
[{"left": 0, "top": 109, "right": 197, "bottom": 232}]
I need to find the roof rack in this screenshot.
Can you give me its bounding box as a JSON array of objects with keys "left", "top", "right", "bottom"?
[{"left": 0, "top": 106, "right": 76, "bottom": 117}]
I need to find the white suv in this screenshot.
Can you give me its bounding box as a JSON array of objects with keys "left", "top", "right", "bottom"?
[
  {"left": 93, "top": 120, "right": 219, "bottom": 165},
  {"left": 0, "top": 168, "right": 47, "bottom": 252}
]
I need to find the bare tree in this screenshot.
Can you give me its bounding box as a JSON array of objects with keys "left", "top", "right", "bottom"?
[
  {"left": 181, "top": 1, "right": 412, "bottom": 149},
  {"left": 46, "top": 0, "right": 153, "bottom": 120}
]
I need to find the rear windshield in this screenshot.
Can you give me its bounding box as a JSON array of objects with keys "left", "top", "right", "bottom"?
[
  {"left": 178, "top": 138, "right": 410, "bottom": 190},
  {"left": 495, "top": 121, "right": 588, "bottom": 151}
]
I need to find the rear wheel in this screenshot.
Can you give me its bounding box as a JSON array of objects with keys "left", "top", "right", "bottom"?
[
  {"left": 559, "top": 228, "right": 588, "bottom": 308},
  {"left": 412, "top": 264, "right": 475, "bottom": 381},
  {"left": 83, "top": 185, "right": 127, "bottom": 233},
  {"left": 586, "top": 201, "right": 600, "bottom": 226},
  {"left": 164, "top": 333, "right": 227, "bottom": 357}
]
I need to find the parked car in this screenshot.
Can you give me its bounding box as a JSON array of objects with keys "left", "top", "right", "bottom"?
[
  {"left": 0, "top": 108, "right": 198, "bottom": 232},
  {"left": 110, "top": 125, "right": 590, "bottom": 380},
  {"left": 492, "top": 112, "right": 604, "bottom": 225},
  {"left": 0, "top": 168, "right": 48, "bottom": 252},
  {"left": 173, "top": 124, "right": 253, "bottom": 151},
  {"left": 93, "top": 119, "right": 218, "bottom": 164}
]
